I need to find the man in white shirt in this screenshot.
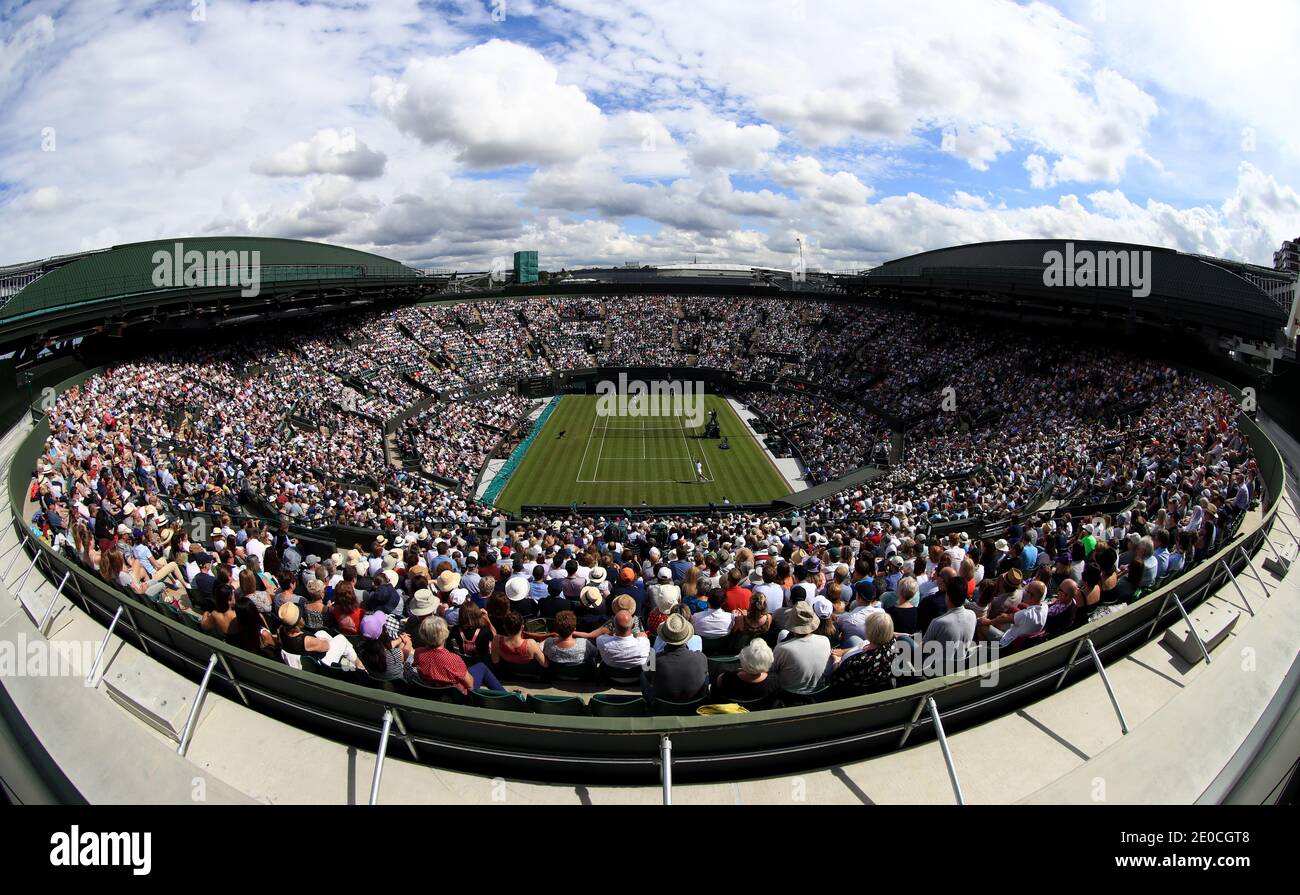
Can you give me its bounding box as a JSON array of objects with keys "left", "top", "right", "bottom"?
[
  {"left": 246, "top": 532, "right": 268, "bottom": 563},
  {"left": 596, "top": 610, "right": 650, "bottom": 670},
  {"left": 998, "top": 580, "right": 1048, "bottom": 649},
  {"left": 691, "top": 590, "right": 735, "bottom": 639},
  {"left": 753, "top": 564, "right": 784, "bottom": 614},
  {"left": 837, "top": 582, "right": 883, "bottom": 647}
]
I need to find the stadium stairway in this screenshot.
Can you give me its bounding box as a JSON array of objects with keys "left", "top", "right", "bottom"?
[{"left": 1, "top": 412, "right": 1297, "bottom": 804}]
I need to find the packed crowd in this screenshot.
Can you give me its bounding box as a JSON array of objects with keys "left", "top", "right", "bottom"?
[
  {"left": 399, "top": 393, "right": 530, "bottom": 492},
  {"left": 33, "top": 296, "right": 1254, "bottom": 547},
  {"left": 739, "top": 388, "right": 885, "bottom": 483},
  {"left": 29, "top": 430, "right": 1259, "bottom": 709}
]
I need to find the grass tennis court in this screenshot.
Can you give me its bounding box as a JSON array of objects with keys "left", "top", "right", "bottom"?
[{"left": 493, "top": 394, "right": 792, "bottom": 512}]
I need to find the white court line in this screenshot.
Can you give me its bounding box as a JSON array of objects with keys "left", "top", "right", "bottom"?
[
  {"left": 581, "top": 479, "right": 694, "bottom": 483},
  {"left": 678, "top": 415, "right": 714, "bottom": 483},
  {"left": 598, "top": 425, "right": 687, "bottom": 430},
  {"left": 576, "top": 409, "right": 599, "bottom": 483},
  {"left": 697, "top": 411, "right": 716, "bottom": 482},
  {"left": 592, "top": 412, "right": 609, "bottom": 482}
]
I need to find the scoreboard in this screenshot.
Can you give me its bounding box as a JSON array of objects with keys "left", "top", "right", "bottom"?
[{"left": 519, "top": 375, "right": 552, "bottom": 398}]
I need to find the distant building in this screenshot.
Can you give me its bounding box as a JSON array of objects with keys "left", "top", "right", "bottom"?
[
  {"left": 1275, "top": 237, "right": 1300, "bottom": 274},
  {"left": 513, "top": 250, "right": 539, "bottom": 284}
]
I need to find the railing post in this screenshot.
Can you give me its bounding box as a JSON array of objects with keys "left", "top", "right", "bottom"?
[
  {"left": 37, "top": 571, "right": 70, "bottom": 634},
  {"left": 660, "top": 734, "right": 673, "bottom": 806},
  {"left": 390, "top": 707, "right": 419, "bottom": 760},
  {"left": 1, "top": 535, "right": 30, "bottom": 580},
  {"left": 1146, "top": 591, "right": 1174, "bottom": 640},
  {"left": 7, "top": 548, "right": 39, "bottom": 590},
  {"left": 1219, "top": 560, "right": 1254, "bottom": 616},
  {"left": 1083, "top": 638, "right": 1129, "bottom": 734},
  {"left": 84, "top": 606, "right": 123, "bottom": 686},
  {"left": 927, "top": 697, "right": 964, "bottom": 805},
  {"left": 1172, "top": 593, "right": 1212, "bottom": 665},
  {"left": 216, "top": 653, "right": 249, "bottom": 707},
  {"left": 12, "top": 547, "right": 44, "bottom": 594},
  {"left": 121, "top": 605, "right": 150, "bottom": 657},
  {"left": 177, "top": 654, "right": 218, "bottom": 757},
  {"left": 1053, "top": 639, "right": 1086, "bottom": 692},
  {"left": 0, "top": 534, "right": 28, "bottom": 566},
  {"left": 898, "top": 694, "right": 929, "bottom": 747},
  {"left": 369, "top": 709, "right": 394, "bottom": 806},
  {"left": 1236, "top": 546, "right": 1273, "bottom": 598},
  {"left": 1274, "top": 512, "right": 1299, "bottom": 549}
]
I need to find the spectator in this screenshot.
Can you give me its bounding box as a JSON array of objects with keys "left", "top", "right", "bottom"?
[
  {"left": 923, "top": 575, "right": 977, "bottom": 669},
  {"left": 712, "top": 639, "right": 779, "bottom": 703},
  {"left": 828, "top": 612, "right": 900, "bottom": 698},
  {"left": 596, "top": 609, "right": 650, "bottom": 670},
  {"left": 771, "top": 602, "right": 832, "bottom": 694},
  {"left": 642, "top": 613, "right": 708, "bottom": 703},
  {"left": 414, "top": 616, "right": 503, "bottom": 694},
  {"left": 542, "top": 611, "right": 596, "bottom": 668},
  {"left": 490, "top": 611, "right": 548, "bottom": 671},
  {"left": 692, "top": 588, "right": 735, "bottom": 641},
  {"left": 886, "top": 576, "right": 920, "bottom": 635}
]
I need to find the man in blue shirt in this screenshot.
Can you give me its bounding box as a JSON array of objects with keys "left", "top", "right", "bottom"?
[
  {"left": 1019, "top": 534, "right": 1038, "bottom": 573},
  {"left": 668, "top": 545, "right": 695, "bottom": 583},
  {"left": 1151, "top": 529, "right": 1171, "bottom": 580}
]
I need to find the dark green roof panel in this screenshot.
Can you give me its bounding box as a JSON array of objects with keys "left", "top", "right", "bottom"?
[{"left": 1, "top": 237, "right": 419, "bottom": 322}]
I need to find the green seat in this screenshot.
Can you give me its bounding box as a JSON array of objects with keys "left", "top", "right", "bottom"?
[
  {"left": 706, "top": 654, "right": 741, "bottom": 675},
  {"left": 730, "top": 694, "right": 775, "bottom": 712},
  {"left": 701, "top": 635, "right": 738, "bottom": 657},
  {"left": 548, "top": 662, "right": 595, "bottom": 683},
  {"left": 400, "top": 679, "right": 467, "bottom": 705},
  {"left": 470, "top": 689, "right": 531, "bottom": 713},
  {"left": 599, "top": 665, "right": 642, "bottom": 687},
  {"left": 779, "top": 686, "right": 829, "bottom": 707},
  {"left": 652, "top": 693, "right": 709, "bottom": 716},
  {"left": 524, "top": 618, "right": 549, "bottom": 635},
  {"left": 494, "top": 660, "right": 546, "bottom": 682},
  {"left": 589, "top": 693, "right": 647, "bottom": 717},
  {"left": 528, "top": 694, "right": 587, "bottom": 716}
]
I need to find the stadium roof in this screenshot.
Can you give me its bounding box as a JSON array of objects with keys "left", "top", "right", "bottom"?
[
  {"left": 860, "top": 239, "right": 1293, "bottom": 342},
  {"left": 0, "top": 236, "right": 420, "bottom": 325}
]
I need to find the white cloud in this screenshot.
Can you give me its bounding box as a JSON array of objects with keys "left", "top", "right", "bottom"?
[
  {"left": 685, "top": 117, "right": 781, "bottom": 171},
  {"left": 555, "top": 0, "right": 1161, "bottom": 185},
  {"left": 252, "top": 128, "right": 388, "bottom": 179},
  {"left": 17, "top": 186, "right": 64, "bottom": 214},
  {"left": 372, "top": 39, "right": 604, "bottom": 168},
  {"left": 768, "top": 156, "right": 873, "bottom": 206},
  {"left": 0, "top": 14, "right": 55, "bottom": 97},
  {"left": 0, "top": 0, "right": 1296, "bottom": 278}
]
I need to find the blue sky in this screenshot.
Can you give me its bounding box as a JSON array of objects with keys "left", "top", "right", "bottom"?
[{"left": 1, "top": 0, "right": 1298, "bottom": 270}]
